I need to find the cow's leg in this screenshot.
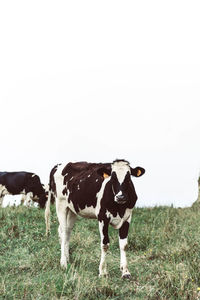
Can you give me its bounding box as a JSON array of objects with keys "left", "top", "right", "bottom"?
[
  {"left": 98, "top": 220, "right": 109, "bottom": 276},
  {"left": 23, "top": 192, "right": 32, "bottom": 207},
  {"left": 45, "top": 191, "right": 51, "bottom": 235},
  {"left": 0, "top": 188, "right": 6, "bottom": 206},
  {"left": 56, "top": 200, "right": 68, "bottom": 268},
  {"left": 21, "top": 195, "right": 26, "bottom": 205},
  {"left": 65, "top": 209, "right": 77, "bottom": 261},
  {"left": 0, "top": 196, "right": 5, "bottom": 207},
  {"left": 56, "top": 200, "right": 76, "bottom": 268},
  {"left": 119, "top": 217, "right": 131, "bottom": 279}
]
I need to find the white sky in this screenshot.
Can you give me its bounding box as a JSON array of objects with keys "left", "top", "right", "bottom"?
[{"left": 0, "top": 1, "right": 200, "bottom": 207}]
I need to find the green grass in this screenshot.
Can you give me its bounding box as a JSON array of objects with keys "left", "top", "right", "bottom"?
[{"left": 1, "top": 205, "right": 200, "bottom": 299}]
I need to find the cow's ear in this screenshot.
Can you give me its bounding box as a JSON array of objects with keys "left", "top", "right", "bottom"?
[
  {"left": 130, "top": 167, "right": 145, "bottom": 177},
  {"left": 97, "top": 166, "right": 111, "bottom": 178}
]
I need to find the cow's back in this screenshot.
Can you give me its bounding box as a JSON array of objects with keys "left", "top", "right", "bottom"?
[
  {"left": 51, "top": 162, "right": 109, "bottom": 214},
  {"left": 0, "top": 172, "right": 28, "bottom": 195}
]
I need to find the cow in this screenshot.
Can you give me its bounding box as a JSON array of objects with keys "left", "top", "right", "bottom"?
[
  {"left": 45, "top": 159, "right": 145, "bottom": 278},
  {"left": 0, "top": 171, "right": 47, "bottom": 208}
]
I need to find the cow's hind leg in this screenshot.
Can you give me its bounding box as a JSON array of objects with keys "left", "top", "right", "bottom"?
[
  {"left": 56, "top": 201, "right": 76, "bottom": 268},
  {"left": 56, "top": 199, "right": 68, "bottom": 268},
  {"left": 119, "top": 218, "right": 131, "bottom": 279},
  {"left": 65, "top": 209, "right": 77, "bottom": 262}
]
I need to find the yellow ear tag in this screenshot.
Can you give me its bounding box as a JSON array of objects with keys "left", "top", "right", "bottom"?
[
  {"left": 137, "top": 169, "right": 142, "bottom": 177},
  {"left": 103, "top": 173, "right": 109, "bottom": 179}
]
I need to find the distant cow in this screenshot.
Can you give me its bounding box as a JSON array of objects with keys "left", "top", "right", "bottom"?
[
  {"left": 45, "top": 159, "right": 145, "bottom": 278},
  {"left": 0, "top": 172, "right": 47, "bottom": 208}
]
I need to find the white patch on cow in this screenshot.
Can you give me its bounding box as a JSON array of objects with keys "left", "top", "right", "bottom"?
[
  {"left": 95, "top": 177, "right": 110, "bottom": 216},
  {"left": 119, "top": 238, "right": 128, "bottom": 250},
  {"left": 109, "top": 208, "right": 132, "bottom": 229},
  {"left": 115, "top": 190, "right": 123, "bottom": 197},
  {"left": 112, "top": 161, "right": 130, "bottom": 184},
  {"left": 54, "top": 164, "right": 66, "bottom": 200},
  {"left": 32, "top": 174, "right": 36, "bottom": 177},
  {"left": 78, "top": 206, "right": 96, "bottom": 219},
  {"left": 105, "top": 210, "right": 110, "bottom": 219},
  {"left": 2, "top": 195, "right": 22, "bottom": 207},
  {"left": 43, "top": 184, "right": 49, "bottom": 193}
]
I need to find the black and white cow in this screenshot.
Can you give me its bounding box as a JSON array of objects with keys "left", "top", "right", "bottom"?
[
  {"left": 0, "top": 171, "right": 47, "bottom": 208},
  {"left": 45, "top": 159, "right": 145, "bottom": 278}
]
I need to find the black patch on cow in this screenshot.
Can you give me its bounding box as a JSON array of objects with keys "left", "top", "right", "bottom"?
[
  {"left": 62, "top": 162, "right": 90, "bottom": 176},
  {"left": 65, "top": 162, "right": 107, "bottom": 213},
  {"left": 62, "top": 187, "right": 68, "bottom": 196},
  {"left": 119, "top": 221, "right": 130, "bottom": 239}
]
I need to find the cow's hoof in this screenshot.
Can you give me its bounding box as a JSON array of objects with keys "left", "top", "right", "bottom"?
[
  {"left": 60, "top": 264, "right": 67, "bottom": 269},
  {"left": 99, "top": 272, "right": 108, "bottom": 278},
  {"left": 122, "top": 273, "right": 131, "bottom": 279},
  {"left": 60, "top": 260, "right": 67, "bottom": 269}
]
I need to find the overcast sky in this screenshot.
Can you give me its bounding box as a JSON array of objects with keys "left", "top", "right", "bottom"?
[{"left": 0, "top": 1, "right": 200, "bottom": 207}]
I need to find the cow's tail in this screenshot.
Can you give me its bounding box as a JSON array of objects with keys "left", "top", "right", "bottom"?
[
  {"left": 45, "top": 164, "right": 58, "bottom": 236},
  {"left": 45, "top": 191, "right": 51, "bottom": 236}
]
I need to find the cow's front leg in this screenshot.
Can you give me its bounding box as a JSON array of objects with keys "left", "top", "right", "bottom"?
[
  {"left": 119, "top": 218, "right": 131, "bottom": 279},
  {"left": 98, "top": 220, "right": 109, "bottom": 277},
  {"left": 23, "top": 192, "right": 32, "bottom": 207}
]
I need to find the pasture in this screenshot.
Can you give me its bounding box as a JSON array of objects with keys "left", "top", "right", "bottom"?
[{"left": 1, "top": 205, "right": 200, "bottom": 299}]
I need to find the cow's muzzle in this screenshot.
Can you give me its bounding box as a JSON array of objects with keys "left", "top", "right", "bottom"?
[{"left": 115, "top": 195, "right": 126, "bottom": 204}]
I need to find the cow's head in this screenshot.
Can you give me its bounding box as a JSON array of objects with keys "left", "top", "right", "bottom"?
[
  {"left": 29, "top": 176, "right": 48, "bottom": 209},
  {"left": 97, "top": 159, "right": 145, "bottom": 204}
]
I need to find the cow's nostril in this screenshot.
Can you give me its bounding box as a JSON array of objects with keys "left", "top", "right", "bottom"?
[
  {"left": 117, "top": 195, "right": 125, "bottom": 200},
  {"left": 116, "top": 195, "right": 126, "bottom": 203}
]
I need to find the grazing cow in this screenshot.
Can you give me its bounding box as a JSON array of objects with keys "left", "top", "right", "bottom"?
[
  {"left": 0, "top": 172, "right": 47, "bottom": 208},
  {"left": 45, "top": 159, "right": 145, "bottom": 278}
]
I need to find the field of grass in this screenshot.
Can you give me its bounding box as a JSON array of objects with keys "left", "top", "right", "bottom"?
[{"left": 1, "top": 204, "right": 200, "bottom": 299}]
